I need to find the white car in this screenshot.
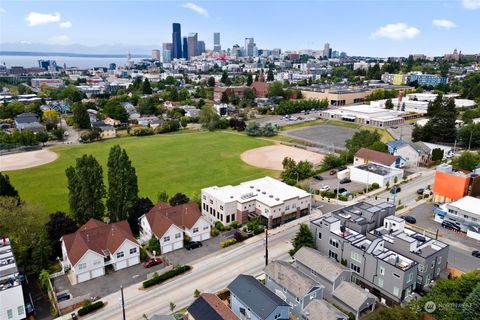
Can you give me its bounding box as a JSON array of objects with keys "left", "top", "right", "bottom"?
[{"left": 319, "top": 185, "right": 330, "bottom": 192}]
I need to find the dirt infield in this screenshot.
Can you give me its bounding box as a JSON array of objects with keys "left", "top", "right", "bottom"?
[
  {"left": 0, "top": 149, "right": 58, "bottom": 171},
  {"left": 241, "top": 145, "right": 325, "bottom": 170}
]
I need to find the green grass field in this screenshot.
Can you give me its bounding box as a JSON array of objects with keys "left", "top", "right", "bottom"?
[{"left": 5, "top": 131, "right": 275, "bottom": 224}]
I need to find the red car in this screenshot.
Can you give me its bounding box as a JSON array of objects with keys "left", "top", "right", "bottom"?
[
  {"left": 143, "top": 258, "right": 162, "bottom": 268},
  {"left": 329, "top": 170, "right": 337, "bottom": 175}
]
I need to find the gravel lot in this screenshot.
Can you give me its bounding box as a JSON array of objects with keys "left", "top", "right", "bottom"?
[{"left": 281, "top": 124, "right": 358, "bottom": 149}]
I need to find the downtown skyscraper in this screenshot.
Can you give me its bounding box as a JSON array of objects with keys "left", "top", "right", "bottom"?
[
  {"left": 213, "top": 32, "right": 221, "bottom": 52},
  {"left": 172, "top": 23, "right": 182, "bottom": 59}
]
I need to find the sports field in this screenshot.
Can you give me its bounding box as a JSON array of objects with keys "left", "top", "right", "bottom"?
[{"left": 5, "top": 131, "right": 275, "bottom": 223}]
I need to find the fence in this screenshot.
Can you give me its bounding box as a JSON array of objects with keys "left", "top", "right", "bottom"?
[{"left": 0, "top": 144, "right": 42, "bottom": 155}]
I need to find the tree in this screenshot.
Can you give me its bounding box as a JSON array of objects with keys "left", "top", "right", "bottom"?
[
  {"left": 157, "top": 191, "right": 169, "bottom": 203},
  {"left": 147, "top": 235, "right": 160, "bottom": 254},
  {"left": 178, "top": 87, "right": 190, "bottom": 101},
  {"left": 103, "top": 101, "right": 129, "bottom": 122},
  {"left": 369, "top": 141, "right": 388, "bottom": 153},
  {"left": 385, "top": 99, "right": 394, "bottom": 110},
  {"left": 36, "top": 131, "right": 49, "bottom": 145},
  {"left": 463, "top": 283, "right": 480, "bottom": 320},
  {"left": 431, "top": 148, "right": 444, "bottom": 161},
  {"left": 268, "top": 82, "right": 285, "bottom": 98},
  {"left": 245, "top": 122, "right": 263, "bottom": 136},
  {"left": 106, "top": 145, "right": 139, "bottom": 222},
  {"left": 199, "top": 105, "right": 220, "bottom": 131},
  {"left": 207, "top": 76, "right": 215, "bottom": 87},
  {"left": 52, "top": 127, "right": 65, "bottom": 140},
  {"left": 72, "top": 102, "right": 91, "bottom": 129},
  {"left": 267, "top": 69, "right": 274, "bottom": 81},
  {"left": 142, "top": 78, "right": 152, "bottom": 95},
  {"left": 221, "top": 71, "right": 230, "bottom": 85},
  {"left": 458, "top": 123, "right": 480, "bottom": 148},
  {"left": 0, "top": 173, "right": 19, "bottom": 199},
  {"left": 169, "top": 193, "right": 190, "bottom": 206},
  {"left": 321, "top": 153, "right": 346, "bottom": 171},
  {"left": 280, "top": 157, "right": 313, "bottom": 185},
  {"left": 220, "top": 91, "right": 229, "bottom": 104},
  {"left": 246, "top": 73, "right": 253, "bottom": 86},
  {"left": 289, "top": 224, "right": 315, "bottom": 256},
  {"left": 451, "top": 151, "right": 480, "bottom": 172},
  {"left": 31, "top": 231, "right": 53, "bottom": 273},
  {"left": 169, "top": 302, "right": 176, "bottom": 313},
  {"left": 128, "top": 197, "right": 154, "bottom": 235},
  {"left": 43, "top": 109, "right": 60, "bottom": 129},
  {"left": 66, "top": 154, "right": 106, "bottom": 224},
  {"left": 45, "top": 211, "right": 77, "bottom": 258},
  {"left": 194, "top": 289, "right": 201, "bottom": 298},
  {"left": 364, "top": 306, "right": 417, "bottom": 320},
  {"left": 345, "top": 130, "right": 383, "bottom": 159}
]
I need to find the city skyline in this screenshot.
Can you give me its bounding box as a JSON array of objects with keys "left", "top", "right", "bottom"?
[{"left": 1, "top": 1, "right": 479, "bottom": 57}]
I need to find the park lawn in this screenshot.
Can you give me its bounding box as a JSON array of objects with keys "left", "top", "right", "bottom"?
[{"left": 6, "top": 131, "right": 275, "bottom": 224}]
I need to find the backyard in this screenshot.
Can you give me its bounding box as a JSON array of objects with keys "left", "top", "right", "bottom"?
[{"left": 5, "top": 131, "right": 275, "bottom": 224}]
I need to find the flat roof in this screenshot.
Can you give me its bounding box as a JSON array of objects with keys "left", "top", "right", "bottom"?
[
  {"left": 354, "top": 163, "right": 402, "bottom": 176},
  {"left": 448, "top": 196, "right": 480, "bottom": 217}
]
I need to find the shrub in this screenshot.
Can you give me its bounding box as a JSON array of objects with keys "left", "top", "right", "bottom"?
[
  {"left": 253, "top": 226, "right": 265, "bottom": 235},
  {"left": 214, "top": 221, "right": 225, "bottom": 231},
  {"left": 229, "top": 221, "right": 241, "bottom": 229},
  {"left": 220, "top": 239, "right": 237, "bottom": 248},
  {"left": 338, "top": 195, "right": 348, "bottom": 201},
  {"left": 210, "top": 228, "right": 220, "bottom": 237},
  {"left": 370, "top": 183, "right": 380, "bottom": 190},
  {"left": 142, "top": 265, "right": 192, "bottom": 289},
  {"left": 38, "top": 270, "right": 50, "bottom": 293},
  {"left": 147, "top": 235, "right": 160, "bottom": 254},
  {"left": 223, "top": 225, "right": 232, "bottom": 232},
  {"left": 139, "top": 247, "right": 149, "bottom": 262},
  {"left": 416, "top": 195, "right": 423, "bottom": 201},
  {"left": 234, "top": 231, "right": 245, "bottom": 242},
  {"left": 77, "top": 301, "right": 104, "bottom": 316},
  {"left": 130, "top": 127, "right": 154, "bottom": 136},
  {"left": 65, "top": 116, "right": 74, "bottom": 126}
]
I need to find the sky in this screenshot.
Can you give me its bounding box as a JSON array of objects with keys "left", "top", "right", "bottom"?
[{"left": 0, "top": 0, "right": 479, "bottom": 57}]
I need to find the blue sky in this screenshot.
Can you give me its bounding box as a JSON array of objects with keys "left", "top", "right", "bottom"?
[{"left": 0, "top": 0, "right": 479, "bottom": 56}]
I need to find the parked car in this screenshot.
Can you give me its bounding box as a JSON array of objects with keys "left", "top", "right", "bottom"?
[
  {"left": 339, "top": 178, "right": 351, "bottom": 184},
  {"left": 472, "top": 250, "right": 480, "bottom": 258},
  {"left": 313, "top": 175, "right": 324, "bottom": 181},
  {"left": 319, "top": 185, "right": 330, "bottom": 192},
  {"left": 185, "top": 241, "right": 203, "bottom": 250},
  {"left": 143, "top": 258, "right": 162, "bottom": 268},
  {"left": 416, "top": 188, "right": 425, "bottom": 195},
  {"left": 329, "top": 170, "right": 337, "bottom": 175},
  {"left": 404, "top": 216, "right": 417, "bottom": 224},
  {"left": 334, "top": 188, "right": 348, "bottom": 194},
  {"left": 390, "top": 186, "right": 401, "bottom": 194},
  {"left": 338, "top": 165, "right": 347, "bottom": 172},
  {"left": 441, "top": 221, "right": 461, "bottom": 231}
]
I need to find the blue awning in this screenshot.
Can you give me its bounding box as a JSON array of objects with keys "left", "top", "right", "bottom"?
[{"left": 433, "top": 208, "right": 446, "bottom": 216}]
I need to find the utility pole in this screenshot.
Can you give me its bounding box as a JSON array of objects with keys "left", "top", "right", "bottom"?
[
  {"left": 121, "top": 286, "right": 126, "bottom": 320},
  {"left": 265, "top": 228, "right": 269, "bottom": 267}
]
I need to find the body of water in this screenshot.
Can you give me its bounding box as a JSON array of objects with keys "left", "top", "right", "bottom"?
[{"left": 0, "top": 55, "right": 142, "bottom": 69}]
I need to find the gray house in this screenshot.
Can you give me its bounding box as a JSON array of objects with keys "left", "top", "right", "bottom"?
[
  {"left": 293, "top": 247, "right": 352, "bottom": 298},
  {"left": 300, "top": 300, "right": 348, "bottom": 320},
  {"left": 14, "top": 112, "right": 44, "bottom": 132},
  {"left": 331, "top": 282, "right": 377, "bottom": 320},
  {"left": 264, "top": 261, "right": 324, "bottom": 318},
  {"left": 228, "top": 274, "right": 290, "bottom": 320}
]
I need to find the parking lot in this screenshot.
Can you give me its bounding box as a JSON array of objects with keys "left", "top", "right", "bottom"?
[
  {"left": 250, "top": 111, "right": 322, "bottom": 127},
  {"left": 309, "top": 170, "right": 366, "bottom": 195},
  {"left": 281, "top": 124, "right": 358, "bottom": 149}
]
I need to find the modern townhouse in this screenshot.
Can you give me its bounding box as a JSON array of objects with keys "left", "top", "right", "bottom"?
[
  {"left": 201, "top": 176, "right": 311, "bottom": 229},
  {"left": 139, "top": 202, "right": 211, "bottom": 253},
  {"left": 0, "top": 238, "right": 28, "bottom": 320},
  {"left": 228, "top": 274, "right": 290, "bottom": 320},
  {"left": 264, "top": 260, "right": 324, "bottom": 318},
  {"left": 60, "top": 219, "right": 140, "bottom": 284},
  {"left": 367, "top": 216, "right": 449, "bottom": 289},
  {"left": 310, "top": 214, "right": 418, "bottom": 305}
]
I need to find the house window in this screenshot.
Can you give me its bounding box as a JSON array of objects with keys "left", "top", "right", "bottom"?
[
  {"left": 329, "top": 238, "right": 339, "bottom": 248},
  {"left": 351, "top": 251, "right": 362, "bottom": 263},
  {"left": 7, "top": 309, "right": 13, "bottom": 319},
  {"left": 431, "top": 261, "right": 435, "bottom": 268},
  {"left": 220, "top": 205, "right": 224, "bottom": 211},
  {"left": 17, "top": 306, "right": 24, "bottom": 316},
  {"left": 117, "top": 251, "right": 124, "bottom": 258},
  {"left": 203, "top": 226, "right": 209, "bottom": 230},
  {"left": 164, "top": 236, "right": 170, "bottom": 242},
  {"left": 286, "top": 205, "right": 290, "bottom": 210},
  {"left": 129, "top": 248, "right": 137, "bottom": 254},
  {"left": 379, "top": 266, "right": 385, "bottom": 275},
  {"left": 93, "top": 260, "right": 101, "bottom": 266},
  {"left": 318, "top": 232, "right": 322, "bottom": 239},
  {"left": 393, "top": 273, "right": 400, "bottom": 279},
  {"left": 78, "top": 263, "right": 87, "bottom": 270},
  {"left": 393, "top": 286, "right": 400, "bottom": 297},
  {"left": 377, "top": 277, "right": 384, "bottom": 288},
  {"left": 418, "top": 264, "right": 425, "bottom": 272},
  {"left": 328, "top": 250, "right": 338, "bottom": 261},
  {"left": 210, "top": 200, "right": 213, "bottom": 205},
  {"left": 175, "top": 233, "right": 181, "bottom": 239},
  {"left": 193, "top": 227, "right": 199, "bottom": 233},
  {"left": 407, "top": 273, "right": 413, "bottom": 283},
  {"left": 226, "top": 215, "right": 230, "bottom": 223},
  {"left": 350, "top": 263, "right": 361, "bottom": 273},
  {"left": 240, "top": 307, "right": 246, "bottom": 316}
]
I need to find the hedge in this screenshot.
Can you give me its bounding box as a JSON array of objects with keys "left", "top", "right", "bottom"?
[
  {"left": 142, "top": 265, "right": 191, "bottom": 289},
  {"left": 220, "top": 239, "right": 237, "bottom": 248},
  {"left": 77, "top": 301, "right": 104, "bottom": 316}
]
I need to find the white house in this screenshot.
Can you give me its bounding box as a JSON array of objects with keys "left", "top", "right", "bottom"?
[
  {"left": 139, "top": 202, "right": 210, "bottom": 254},
  {"left": 60, "top": 219, "right": 140, "bottom": 284},
  {"left": 350, "top": 163, "right": 404, "bottom": 187},
  {"left": 386, "top": 140, "right": 422, "bottom": 167}
]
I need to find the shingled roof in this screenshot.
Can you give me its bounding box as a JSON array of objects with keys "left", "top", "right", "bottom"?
[
  {"left": 62, "top": 218, "right": 136, "bottom": 266},
  {"left": 144, "top": 202, "right": 204, "bottom": 238},
  {"left": 354, "top": 148, "right": 398, "bottom": 166}
]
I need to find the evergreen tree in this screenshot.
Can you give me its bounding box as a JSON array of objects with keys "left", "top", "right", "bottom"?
[
  {"left": 221, "top": 71, "right": 230, "bottom": 85},
  {"left": 267, "top": 69, "right": 274, "bottom": 82},
  {"left": 142, "top": 78, "right": 152, "bottom": 95},
  {"left": 72, "top": 102, "right": 91, "bottom": 129},
  {"left": 289, "top": 224, "right": 315, "bottom": 256},
  {"left": 169, "top": 193, "right": 190, "bottom": 206},
  {"left": 246, "top": 73, "right": 253, "bottom": 86},
  {"left": 0, "top": 172, "right": 19, "bottom": 199},
  {"left": 207, "top": 76, "right": 215, "bottom": 87},
  {"left": 385, "top": 99, "right": 394, "bottom": 110},
  {"left": 220, "top": 92, "right": 229, "bottom": 103},
  {"left": 463, "top": 283, "right": 480, "bottom": 320},
  {"left": 66, "top": 154, "right": 106, "bottom": 224},
  {"left": 106, "top": 145, "right": 139, "bottom": 222}
]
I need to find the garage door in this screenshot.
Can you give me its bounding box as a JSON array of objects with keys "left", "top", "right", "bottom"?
[
  {"left": 162, "top": 244, "right": 173, "bottom": 254},
  {"left": 91, "top": 268, "right": 104, "bottom": 279},
  {"left": 116, "top": 260, "right": 127, "bottom": 270},
  {"left": 173, "top": 241, "right": 183, "bottom": 251},
  {"left": 77, "top": 272, "right": 91, "bottom": 283},
  {"left": 192, "top": 235, "right": 201, "bottom": 242},
  {"left": 128, "top": 257, "right": 139, "bottom": 267}
]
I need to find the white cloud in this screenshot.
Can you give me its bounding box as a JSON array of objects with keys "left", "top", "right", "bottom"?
[
  {"left": 0, "top": 7, "right": 6, "bottom": 14},
  {"left": 462, "top": 0, "right": 480, "bottom": 10},
  {"left": 181, "top": 2, "right": 209, "bottom": 17},
  {"left": 59, "top": 21, "right": 72, "bottom": 29},
  {"left": 25, "top": 12, "right": 61, "bottom": 26},
  {"left": 48, "top": 35, "right": 72, "bottom": 45},
  {"left": 370, "top": 23, "right": 420, "bottom": 41},
  {"left": 432, "top": 19, "right": 456, "bottom": 29}
]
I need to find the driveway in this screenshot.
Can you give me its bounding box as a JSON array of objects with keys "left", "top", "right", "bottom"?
[{"left": 52, "top": 261, "right": 166, "bottom": 299}]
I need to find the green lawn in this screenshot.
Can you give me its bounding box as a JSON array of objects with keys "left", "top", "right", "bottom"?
[{"left": 6, "top": 131, "right": 275, "bottom": 224}]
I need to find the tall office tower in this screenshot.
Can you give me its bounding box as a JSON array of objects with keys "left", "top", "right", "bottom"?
[
  {"left": 272, "top": 48, "right": 281, "bottom": 56},
  {"left": 213, "top": 32, "right": 221, "bottom": 52},
  {"left": 323, "top": 42, "right": 330, "bottom": 58},
  {"left": 187, "top": 33, "right": 198, "bottom": 59},
  {"left": 38, "top": 59, "right": 57, "bottom": 71},
  {"left": 197, "top": 41, "right": 206, "bottom": 55},
  {"left": 151, "top": 49, "right": 160, "bottom": 60},
  {"left": 162, "top": 43, "right": 172, "bottom": 63},
  {"left": 328, "top": 48, "right": 332, "bottom": 59},
  {"left": 232, "top": 44, "right": 241, "bottom": 56},
  {"left": 244, "top": 37, "right": 255, "bottom": 57},
  {"left": 182, "top": 37, "right": 189, "bottom": 59},
  {"left": 172, "top": 23, "right": 182, "bottom": 59}
]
